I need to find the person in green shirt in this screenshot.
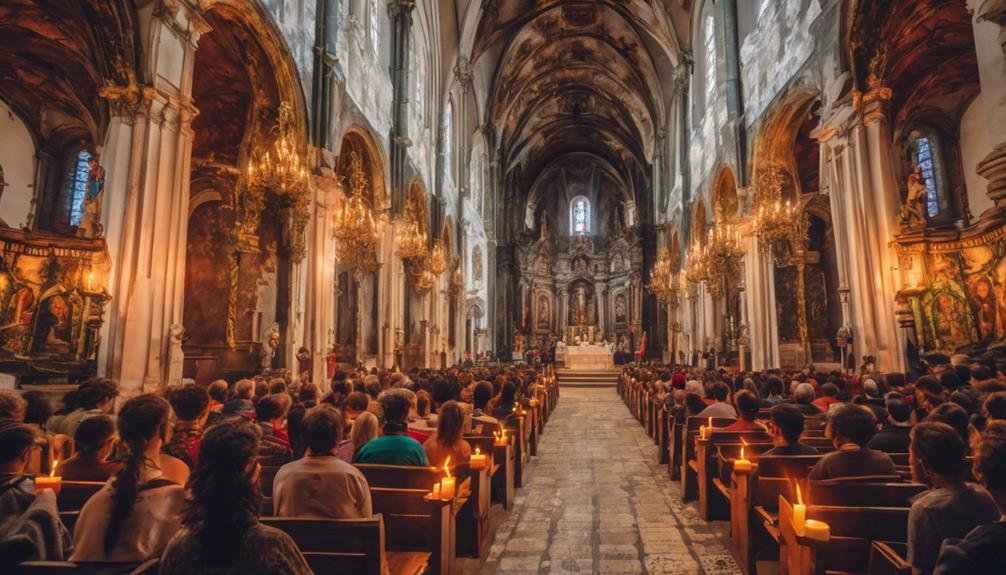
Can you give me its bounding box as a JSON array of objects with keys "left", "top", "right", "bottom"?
[{"left": 354, "top": 388, "right": 429, "bottom": 466}]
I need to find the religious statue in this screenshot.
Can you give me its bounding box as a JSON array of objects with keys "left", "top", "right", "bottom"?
[
  {"left": 77, "top": 155, "right": 105, "bottom": 238},
  {"left": 901, "top": 164, "right": 928, "bottom": 228},
  {"left": 296, "top": 345, "right": 312, "bottom": 380},
  {"left": 262, "top": 323, "right": 280, "bottom": 369},
  {"left": 513, "top": 324, "right": 526, "bottom": 354},
  {"left": 167, "top": 324, "right": 186, "bottom": 386},
  {"left": 31, "top": 294, "right": 72, "bottom": 355}
]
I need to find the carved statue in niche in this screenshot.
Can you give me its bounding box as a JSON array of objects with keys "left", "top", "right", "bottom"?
[
  {"left": 969, "top": 276, "right": 996, "bottom": 340},
  {"left": 77, "top": 155, "right": 105, "bottom": 238},
  {"left": 167, "top": 324, "right": 186, "bottom": 386},
  {"left": 262, "top": 322, "right": 280, "bottom": 369},
  {"left": 513, "top": 323, "right": 525, "bottom": 353},
  {"left": 614, "top": 293, "right": 627, "bottom": 324},
  {"left": 31, "top": 292, "right": 72, "bottom": 355},
  {"left": 901, "top": 164, "right": 928, "bottom": 228}
]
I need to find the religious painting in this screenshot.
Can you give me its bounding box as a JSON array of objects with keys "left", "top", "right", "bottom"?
[
  {"left": 536, "top": 293, "right": 551, "bottom": 330},
  {"left": 922, "top": 287, "right": 974, "bottom": 351},
  {"left": 969, "top": 275, "right": 996, "bottom": 341},
  {"left": 31, "top": 291, "right": 73, "bottom": 355},
  {"left": 614, "top": 292, "right": 627, "bottom": 326}
]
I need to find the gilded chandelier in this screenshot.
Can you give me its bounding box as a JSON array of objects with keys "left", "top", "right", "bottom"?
[
  {"left": 703, "top": 223, "right": 745, "bottom": 296},
  {"left": 394, "top": 202, "right": 427, "bottom": 261},
  {"left": 684, "top": 241, "right": 709, "bottom": 286},
  {"left": 752, "top": 166, "right": 800, "bottom": 252},
  {"left": 646, "top": 248, "right": 675, "bottom": 304},
  {"left": 333, "top": 151, "right": 381, "bottom": 272},
  {"left": 246, "top": 102, "right": 309, "bottom": 200}
]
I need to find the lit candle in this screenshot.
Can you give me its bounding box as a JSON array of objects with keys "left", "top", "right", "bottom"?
[
  {"left": 439, "top": 458, "right": 455, "bottom": 500},
  {"left": 35, "top": 460, "right": 62, "bottom": 495},
  {"left": 495, "top": 429, "right": 508, "bottom": 447},
  {"left": 793, "top": 482, "right": 806, "bottom": 536},
  {"left": 470, "top": 447, "right": 486, "bottom": 470},
  {"left": 802, "top": 519, "right": 830, "bottom": 541},
  {"left": 431, "top": 483, "right": 441, "bottom": 499},
  {"left": 733, "top": 444, "right": 752, "bottom": 472}
]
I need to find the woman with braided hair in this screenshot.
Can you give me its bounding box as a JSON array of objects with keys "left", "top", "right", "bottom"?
[
  {"left": 160, "top": 418, "right": 311, "bottom": 574},
  {"left": 70, "top": 394, "right": 185, "bottom": 562}
]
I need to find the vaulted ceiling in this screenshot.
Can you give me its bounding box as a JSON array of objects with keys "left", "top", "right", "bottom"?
[{"left": 465, "top": 0, "right": 683, "bottom": 233}]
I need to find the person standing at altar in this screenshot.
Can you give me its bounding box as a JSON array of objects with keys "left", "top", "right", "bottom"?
[{"left": 635, "top": 331, "right": 647, "bottom": 362}]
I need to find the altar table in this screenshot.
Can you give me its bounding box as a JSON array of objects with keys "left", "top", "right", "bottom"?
[{"left": 565, "top": 344, "right": 614, "bottom": 370}]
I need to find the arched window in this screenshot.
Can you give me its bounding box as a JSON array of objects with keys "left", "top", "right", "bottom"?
[
  {"left": 570, "top": 196, "right": 590, "bottom": 235},
  {"left": 703, "top": 10, "right": 717, "bottom": 108},
  {"left": 411, "top": 35, "right": 425, "bottom": 125},
  {"left": 62, "top": 149, "right": 93, "bottom": 228},
  {"left": 369, "top": 0, "right": 380, "bottom": 56},
  {"left": 909, "top": 131, "right": 948, "bottom": 219}
]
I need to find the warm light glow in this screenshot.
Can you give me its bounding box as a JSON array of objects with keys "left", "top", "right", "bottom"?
[
  {"left": 796, "top": 482, "right": 803, "bottom": 506},
  {"left": 50, "top": 460, "right": 59, "bottom": 478},
  {"left": 443, "top": 456, "right": 452, "bottom": 479},
  {"left": 474, "top": 447, "right": 481, "bottom": 456},
  {"left": 739, "top": 445, "right": 745, "bottom": 460}
]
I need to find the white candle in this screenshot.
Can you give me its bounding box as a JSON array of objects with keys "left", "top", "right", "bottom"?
[
  {"left": 803, "top": 519, "right": 830, "bottom": 541},
  {"left": 734, "top": 445, "right": 752, "bottom": 472},
  {"left": 440, "top": 476, "right": 456, "bottom": 499},
  {"left": 470, "top": 448, "right": 486, "bottom": 470},
  {"left": 793, "top": 483, "right": 806, "bottom": 536}
]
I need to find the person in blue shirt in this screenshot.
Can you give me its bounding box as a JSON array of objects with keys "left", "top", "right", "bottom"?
[{"left": 354, "top": 388, "right": 429, "bottom": 466}]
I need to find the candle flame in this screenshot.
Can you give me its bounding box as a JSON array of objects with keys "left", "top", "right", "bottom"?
[
  {"left": 740, "top": 446, "right": 745, "bottom": 460},
  {"left": 740, "top": 437, "right": 747, "bottom": 446},
  {"left": 443, "top": 456, "right": 452, "bottom": 479},
  {"left": 796, "top": 481, "right": 803, "bottom": 506},
  {"left": 474, "top": 447, "right": 481, "bottom": 456},
  {"left": 708, "top": 416, "right": 712, "bottom": 428},
  {"left": 50, "top": 460, "right": 59, "bottom": 478}
]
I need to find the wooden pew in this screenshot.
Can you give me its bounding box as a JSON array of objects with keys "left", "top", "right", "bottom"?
[
  {"left": 694, "top": 432, "right": 770, "bottom": 520},
  {"left": 467, "top": 435, "right": 513, "bottom": 511},
  {"left": 808, "top": 479, "right": 925, "bottom": 507},
  {"left": 729, "top": 456, "right": 824, "bottom": 575},
  {"left": 15, "top": 559, "right": 158, "bottom": 574},
  {"left": 777, "top": 494, "right": 909, "bottom": 575},
  {"left": 658, "top": 408, "right": 670, "bottom": 465},
  {"left": 56, "top": 481, "right": 104, "bottom": 512},
  {"left": 668, "top": 414, "right": 683, "bottom": 481},
  {"left": 262, "top": 515, "right": 428, "bottom": 575},
  {"left": 680, "top": 416, "right": 736, "bottom": 501}
]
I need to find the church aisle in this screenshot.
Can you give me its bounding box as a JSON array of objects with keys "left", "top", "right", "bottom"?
[{"left": 471, "top": 388, "right": 742, "bottom": 575}]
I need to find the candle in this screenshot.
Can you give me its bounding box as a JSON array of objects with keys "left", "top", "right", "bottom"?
[
  {"left": 431, "top": 483, "right": 441, "bottom": 499},
  {"left": 439, "top": 458, "right": 455, "bottom": 500},
  {"left": 470, "top": 447, "right": 486, "bottom": 470},
  {"left": 699, "top": 425, "right": 707, "bottom": 440},
  {"left": 733, "top": 445, "right": 752, "bottom": 472},
  {"left": 495, "top": 429, "right": 508, "bottom": 447},
  {"left": 36, "top": 460, "right": 62, "bottom": 494},
  {"left": 802, "top": 519, "right": 830, "bottom": 541},
  {"left": 793, "top": 482, "right": 807, "bottom": 536}
]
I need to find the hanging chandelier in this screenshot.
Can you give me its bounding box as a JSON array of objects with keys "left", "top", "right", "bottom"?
[
  {"left": 646, "top": 248, "right": 674, "bottom": 304},
  {"left": 246, "top": 102, "right": 309, "bottom": 201},
  {"left": 412, "top": 255, "right": 437, "bottom": 295},
  {"left": 394, "top": 202, "right": 427, "bottom": 262},
  {"left": 430, "top": 239, "right": 447, "bottom": 277},
  {"left": 752, "top": 166, "right": 800, "bottom": 252},
  {"left": 448, "top": 260, "right": 463, "bottom": 296},
  {"left": 684, "top": 242, "right": 710, "bottom": 286},
  {"left": 703, "top": 223, "right": 745, "bottom": 296},
  {"left": 333, "top": 151, "right": 381, "bottom": 272}
]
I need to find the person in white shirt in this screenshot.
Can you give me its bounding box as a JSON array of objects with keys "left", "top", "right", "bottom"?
[{"left": 273, "top": 405, "right": 372, "bottom": 519}]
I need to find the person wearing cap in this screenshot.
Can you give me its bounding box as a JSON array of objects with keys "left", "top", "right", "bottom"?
[{"left": 869, "top": 399, "right": 914, "bottom": 453}]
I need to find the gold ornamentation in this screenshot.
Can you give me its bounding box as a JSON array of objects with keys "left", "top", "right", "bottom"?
[
  {"left": 333, "top": 151, "right": 382, "bottom": 272},
  {"left": 646, "top": 248, "right": 674, "bottom": 304},
  {"left": 752, "top": 165, "right": 800, "bottom": 253}
]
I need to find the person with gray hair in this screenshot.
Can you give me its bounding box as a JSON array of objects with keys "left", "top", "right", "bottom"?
[
  {"left": 222, "top": 379, "right": 255, "bottom": 418},
  {"left": 0, "top": 389, "right": 27, "bottom": 421},
  {"left": 793, "top": 383, "right": 819, "bottom": 415}
]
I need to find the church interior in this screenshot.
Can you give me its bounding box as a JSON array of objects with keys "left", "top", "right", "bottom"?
[{"left": 2, "top": 0, "right": 1006, "bottom": 574}]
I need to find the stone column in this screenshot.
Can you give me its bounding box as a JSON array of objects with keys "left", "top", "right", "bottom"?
[
  {"left": 100, "top": 5, "right": 208, "bottom": 394},
  {"left": 388, "top": 0, "right": 414, "bottom": 214},
  {"left": 969, "top": 0, "right": 1006, "bottom": 210}
]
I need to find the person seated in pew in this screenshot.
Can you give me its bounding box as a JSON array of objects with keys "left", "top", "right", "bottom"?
[
  {"left": 424, "top": 401, "right": 472, "bottom": 468},
  {"left": 340, "top": 411, "right": 379, "bottom": 463},
  {"left": 812, "top": 383, "right": 842, "bottom": 413},
  {"left": 273, "top": 405, "right": 372, "bottom": 519},
  {"left": 716, "top": 390, "right": 762, "bottom": 432},
  {"left": 762, "top": 404, "right": 820, "bottom": 456},
  {"left": 0, "top": 420, "right": 71, "bottom": 566},
  {"left": 926, "top": 403, "right": 972, "bottom": 448},
  {"left": 684, "top": 392, "right": 707, "bottom": 418},
  {"left": 254, "top": 395, "right": 292, "bottom": 457},
  {"left": 47, "top": 379, "right": 119, "bottom": 437},
  {"left": 355, "top": 389, "right": 429, "bottom": 466},
  {"left": 907, "top": 422, "right": 998, "bottom": 575},
  {"left": 343, "top": 391, "right": 371, "bottom": 425},
  {"left": 869, "top": 398, "right": 914, "bottom": 454},
  {"left": 791, "top": 382, "right": 820, "bottom": 415},
  {"left": 471, "top": 381, "right": 500, "bottom": 435},
  {"left": 222, "top": 379, "right": 256, "bottom": 418},
  {"left": 808, "top": 403, "right": 898, "bottom": 480},
  {"left": 983, "top": 392, "right": 1006, "bottom": 424},
  {"left": 56, "top": 414, "right": 122, "bottom": 482},
  {"left": 160, "top": 419, "right": 312, "bottom": 575},
  {"left": 0, "top": 389, "right": 26, "bottom": 422},
  {"left": 71, "top": 394, "right": 185, "bottom": 562},
  {"left": 933, "top": 427, "right": 1006, "bottom": 575},
  {"left": 164, "top": 384, "right": 211, "bottom": 468},
  {"left": 697, "top": 382, "right": 737, "bottom": 418},
  {"left": 205, "top": 379, "right": 229, "bottom": 427}
]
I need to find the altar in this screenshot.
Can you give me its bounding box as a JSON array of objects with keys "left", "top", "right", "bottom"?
[{"left": 564, "top": 343, "right": 614, "bottom": 370}]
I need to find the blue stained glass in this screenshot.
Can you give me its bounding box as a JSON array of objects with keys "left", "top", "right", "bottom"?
[
  {"left": 573, "top": 200, "right": 588, "bottom": 234},
  {"left": 67, "top": 150, "right": 92, "bottom": 227},
  {"left": 915, "top": 137, "right": 939, "bottom": 218}
]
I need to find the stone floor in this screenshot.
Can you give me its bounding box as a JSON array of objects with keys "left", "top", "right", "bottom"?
[{"left": 462, "top": 387, "right": 743, "bottom": 575}]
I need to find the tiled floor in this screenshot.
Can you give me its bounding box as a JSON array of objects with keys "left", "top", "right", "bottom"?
[{"left": 465, "top": 387, "right": 743, "bottom": 575}]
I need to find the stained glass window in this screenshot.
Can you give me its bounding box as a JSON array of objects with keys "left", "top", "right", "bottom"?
[
  {"left": 914, "top": 136, "right": 940, "bottom": 218},
  {"left": 65, "top": 149, "right": 92, "bottom": 227},
  {"left": 571, "top": 197, "right": 589, "bottom": 234},
  {"left": 703, "top": 12, "right": 716, "bottom": 108}
]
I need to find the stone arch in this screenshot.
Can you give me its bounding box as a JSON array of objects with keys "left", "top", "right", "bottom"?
[
  {"left": 750, "top": 88, "right": 821, "bottom": 205},
  {"left": 336, "top": 126, "right": 389, "bottom": 210},
  {"left": 712, "top": 165, "right": 739, "bottom": 221}
]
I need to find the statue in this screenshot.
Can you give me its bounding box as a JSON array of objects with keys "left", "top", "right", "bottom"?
[
  {"left": 77, "top": 155, "right": 105, "bottom": 238},
  {"left": 513, "top": 324, "right": 526, "bottom": 354},
  {"left": 901, "top": 164, "right": 928, "bottom": 228},
  {"left": 167, "top": 324, "right": 186, "bottom": 386},
  {"left": 262, "top": 323, "right": 280, "bottom": 369}
]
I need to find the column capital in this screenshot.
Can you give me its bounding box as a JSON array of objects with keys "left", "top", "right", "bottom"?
[{"left": 388, "top": 0, "right": 416, "bottom": 17}]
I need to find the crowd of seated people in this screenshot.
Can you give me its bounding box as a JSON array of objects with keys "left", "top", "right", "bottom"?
[
  {"left": 0, "top": 363, "right": 546, "bottom": 572},
  {"left": 621, "top": 351, "right": 1006, "bottom": 575}
]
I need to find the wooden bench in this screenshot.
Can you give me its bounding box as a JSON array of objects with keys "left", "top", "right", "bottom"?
[
  {"left": 56, "top": 481, "right": 104, "bottom": 512},
  {"left": 15, "top": 559, "right": 158, "bottom": 574},
  {"left": 694, "top": 432, "right": 770, "bottom": 520},
  {"left": 262, "top": 515, "right": 428, "bottom": 575},
  {"left": 808, "top": 479, "right": 925, "bottom": 507},
  {"left": 777, "top": 494, "right": 909, "bottom": 575},
  {"left": 680, "top": 416, "right": 736, "bottom": 501}
]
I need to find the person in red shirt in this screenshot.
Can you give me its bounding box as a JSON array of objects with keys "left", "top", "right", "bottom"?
[{"left": 717, "top": 390, "right": 763, "bottom": 432}]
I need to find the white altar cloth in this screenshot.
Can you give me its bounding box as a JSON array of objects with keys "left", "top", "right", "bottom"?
[{"left": 565, "top": 344, "right": 614, "bottom": 370}]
